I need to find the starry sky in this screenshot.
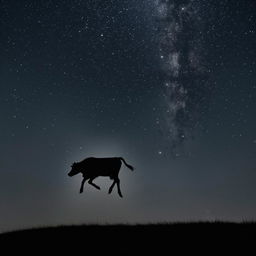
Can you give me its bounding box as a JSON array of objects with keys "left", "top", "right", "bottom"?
[{"left": 1, "top": 0, "right": 256, "bottom": 232}]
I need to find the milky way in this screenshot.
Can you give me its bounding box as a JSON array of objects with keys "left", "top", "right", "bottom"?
[{"left": 153, "top": 0, "right": 209, "bottom": 152}]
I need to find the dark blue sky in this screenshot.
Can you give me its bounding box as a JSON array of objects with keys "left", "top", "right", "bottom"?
[{"left": 1, "top": 0, "right": 256, "bottom": 232}]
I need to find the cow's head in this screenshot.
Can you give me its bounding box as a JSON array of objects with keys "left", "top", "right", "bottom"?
[{"left": 68, "top": 162, "right": 80, "bottom": 177}]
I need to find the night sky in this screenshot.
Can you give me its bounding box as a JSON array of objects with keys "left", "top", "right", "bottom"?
[{"left": 1, "top": 0, "right": 256, "bottom": 232}]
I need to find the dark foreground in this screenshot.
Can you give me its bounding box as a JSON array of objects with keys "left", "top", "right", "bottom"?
[{"left": 1, "top": 222, "right": 255, "bottom": 251}]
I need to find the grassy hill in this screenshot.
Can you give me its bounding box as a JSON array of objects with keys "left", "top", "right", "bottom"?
[{"left": 1, "top": 222, "right": 255, "bottom": 251}]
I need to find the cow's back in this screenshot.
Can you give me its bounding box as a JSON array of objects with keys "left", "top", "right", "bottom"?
[{"left": 81, "top": 157, "right": 121, "bottom": 177}]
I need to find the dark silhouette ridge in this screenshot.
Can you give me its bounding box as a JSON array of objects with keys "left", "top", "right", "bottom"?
[
  {"left": 68, "top": 157, "right": 134, "bottom": 197},
  {"left": 1, "top": 222, "right": 255, "bottom": 251}
]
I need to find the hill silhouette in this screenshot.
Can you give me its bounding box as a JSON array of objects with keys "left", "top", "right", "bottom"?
[{"left": 1, "top": 222, "right": 255, "bottom": 250}]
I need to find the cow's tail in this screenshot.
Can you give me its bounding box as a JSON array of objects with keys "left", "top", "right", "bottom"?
[{"left": 119, "top": 157, "right": 134, "bottom": 171}]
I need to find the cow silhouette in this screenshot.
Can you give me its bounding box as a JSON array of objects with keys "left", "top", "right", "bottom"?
[{"left": 68, "top": 157, "right": 134, "bottom": 198}]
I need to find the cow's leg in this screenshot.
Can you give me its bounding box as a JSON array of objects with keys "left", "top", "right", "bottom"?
[
  {"left": 88, "top": 178, "right": 100, "bottom": 190},
  {"left": 116, "top": 178, "right": 123, "bottom": 198},
  {"left": 108, "top": 180, "right": 116, "bottom": 194},
  {"left": 80, "top": 177, "right": 88, "bottom": 193}
]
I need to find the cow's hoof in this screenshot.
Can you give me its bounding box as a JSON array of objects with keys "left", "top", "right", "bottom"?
[{"left": 79, "top": 190, "right": 83, "bottom": 194}]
